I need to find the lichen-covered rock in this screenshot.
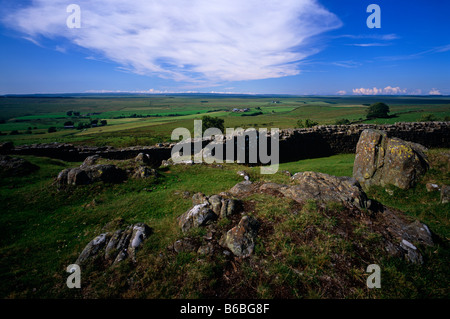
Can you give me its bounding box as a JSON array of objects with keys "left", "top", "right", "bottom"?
[
  {"left": 223, "top": 216, "right": 259, "bottom": 257},
  {"left": 132, "top": 166, "right": 158, "bottom": 179},
  {"left": 75, "top": 223, "right": 152, "bottom": 266},
  {"left": 353, "top": 129, "right": 429, "bottom": 190}
]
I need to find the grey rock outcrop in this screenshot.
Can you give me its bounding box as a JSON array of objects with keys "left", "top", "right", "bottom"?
[
  {"left": 76, "top": 223, "right": 152, "bottom": 266},
  {"left": 57, "top": 163, "right": 127, "bottom": 187},
  {"left": 255, "top": 171, "right": 369, "bottom": 210},
  {"left": 178, "top": 193, "right": 242, "bottom": 232},
  {"left": 353, "top": 129, "right": 429, "bottom": 190}
]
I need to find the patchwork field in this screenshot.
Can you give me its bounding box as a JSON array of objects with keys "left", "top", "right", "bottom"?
[{"left": 1, "top": 95, "right": 449, "bottom": 147}]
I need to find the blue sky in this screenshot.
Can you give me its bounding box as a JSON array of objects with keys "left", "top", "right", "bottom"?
[{"left": 0, "top": 0, "right": 449, "bottom": 95}]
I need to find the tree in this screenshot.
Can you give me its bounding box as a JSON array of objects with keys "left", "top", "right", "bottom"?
[
  {"left": 66, "top": 111, "right": 73, "bottom": 116},
  {"left": 297, "top": 119, "right": 318, "bottom": 128},
  {"left": 64, "top": 121, "right": 74, "bottom": 126},
  {"left": 367, "top": 102, "right": 390, "bottom": 119},
  {"left": 201, "top": 115, "right": 224, "bottom": 133},
  {"left": 100, "top": 120, "right": 107, "bottom": 126},
  {"left": 419, "top": 113, "right": 438, "bottom": 122},
  {"left": 48, "top": 127, "right": 57, "bottom": 133}
]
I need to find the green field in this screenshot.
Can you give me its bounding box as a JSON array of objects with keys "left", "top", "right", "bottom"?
[{"left": 1, "top": 95, "right": 449, "bottom": 147}]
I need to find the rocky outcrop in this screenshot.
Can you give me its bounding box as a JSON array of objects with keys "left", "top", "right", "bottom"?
[
  {"left": 226, "top": 174, "right": 434, "bottom": 264},
  {"left": 178, "top": 193, "right": 242, "bottom": 232},
  {"left": 57, "top": 163, "right": 127, "bottom": 187},
  {"left": 0, "top": 155, "right": 39, "bottom": 177},
  {"left": 353, "top": 129, "right": 429, "bottom": 190},
  {"left": 76, "top": 223, "right": 152, "bottom": 266}
]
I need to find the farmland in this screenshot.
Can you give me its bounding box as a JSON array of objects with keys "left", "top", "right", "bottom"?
[{"left": 1, "top": 94, "right": 449, "bottom": 147}]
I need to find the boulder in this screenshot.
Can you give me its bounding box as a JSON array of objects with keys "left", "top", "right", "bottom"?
[
  {"left": 353, "top": 129, "right": 429, "bottom": 190},
  {"left": 76, "top": 223, "right": 152, "bottom": 266},
  {"left": 178, "top": 203, "right": 217, "bottom": 233},
  {"left": 229, "top": 180, "right": 255, "bottom": 196},
  {"left": 0, "top": 155, "right": 39, "bottom": 177},
  {"left": 223, "top": 216, "right": 259, "bottom": 257},
  {"left": 57, "top": 163, "right": 127, "bottom": 186}
]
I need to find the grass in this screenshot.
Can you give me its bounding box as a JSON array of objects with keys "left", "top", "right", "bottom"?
[{"left": 0, "top": 149, "right": 449, "bottom": 299}]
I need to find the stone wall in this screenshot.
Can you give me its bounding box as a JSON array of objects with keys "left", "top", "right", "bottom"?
[{"left": 1, "top": 122, "right": 448, "bottom": 163}]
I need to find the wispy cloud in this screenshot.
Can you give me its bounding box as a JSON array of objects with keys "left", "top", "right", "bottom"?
[
  {"left": 332, "top": 60, "right": 362, "bottom": 68},
  {"left": 2, "top": 0, "right": 341, "bottom": 83},
  {"left": 378, "top": 44, "right": 450, "bottom": 61},
  {"left": 338, "top": 34, "right": 399, "bottom": 41},
  {"left": 352, "top": 86, "right": 407, "bottom": 95},
  {"left": 429, "top": 88, "right": 441, "bottom": 95},
  {"left": 349, "top": 43, "right": 391, "bottom": 47}
]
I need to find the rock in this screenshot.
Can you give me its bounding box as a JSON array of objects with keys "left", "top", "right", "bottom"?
[
  {"left": 0, "top": 155, "right": 39, "bottom": 177},
  {"left": 378, "top": 208, "right": 433, "bottom": 264},
  {"left": 192, "top": 192, "right": 208, "bottom": 205},
  {"left": 353, "top": 129, "right": 429, "bottom": 190},
  {"left": 263, "top": 171, "right": 368, "bottom": 209},
  {"left": 133, "top": 166, "right": 158, "bottom": 179},
  {"left": 229, "top": 180, "right": 255, "bottom": 196},
  {"left": 178, "top": 203, "right": 217, "bottom": 232},
  {"left": 224, "top": 216, "right": 259, "bottom": 257},
  {"left": 173, "top": 238, "right": 198, "bottom": 253},
  {"left": 57, "top": 163, "right": 127, "bottom": 186},
  {"left": 426, "top": 183, "right": 440, "bottom": 192},
  {"left": 76, "top": 233, "right": 112, "bottom": 264},
  {"left": 76, "top": 223, "right": 152, "bottom": 266},
  {"left": 441, "top": 185, "right": 450, "bottom": 204},
  {"left": 197, "top": 243, "right": 214, "bottom": 256},
  {"left": 208, "top": 195, "right": 223, "bottom": 215},
  {"left": 182, "top": 191, "right": 191, "bottom": 199},
  {"left": 81, "top": 155, "right": 101, "bottom": 167},
  {"left": 237, "top": 170, "right": 250, "bottom": 181}
]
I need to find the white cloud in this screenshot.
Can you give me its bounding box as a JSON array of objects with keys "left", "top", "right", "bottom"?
[
  {"left": 429, "top": 88, "right": 441, "bottom": 95},
  {"left": 352, "top": 86, "right": 407, "bottom": 95},
  {"left": 336, "top": 90, "right": 347, "bottom": 95},
  {"left": 3, "top": 0, "right": 341, "bottom": 83}
]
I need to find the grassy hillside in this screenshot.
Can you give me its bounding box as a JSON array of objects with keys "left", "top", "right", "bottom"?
[{"left": 1, "top": 151, "right": 448, "bottom": 298}]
